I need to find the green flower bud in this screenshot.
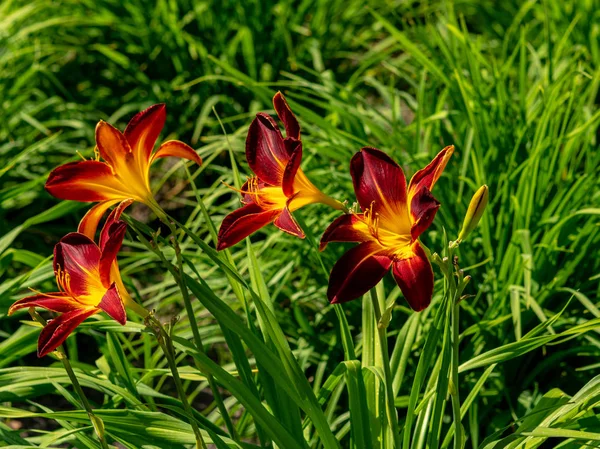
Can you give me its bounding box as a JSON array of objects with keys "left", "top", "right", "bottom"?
[{"left": 457, "top": 185, "right": 489, "bottom": 242}]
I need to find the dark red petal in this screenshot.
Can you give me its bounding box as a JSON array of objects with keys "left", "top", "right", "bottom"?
[
  {"left": 408, "top": 145, "right": 454, "bottom": 198},
  {"left": 350, "top": 147, "right": 409, "bottom": 232},
  {"left": 327, "top": 241, "right": 392, "bottom": 304},
  {"left": 273, "top": 207, "right": 304, "bottom": 238},
  {"left": 245, "top": 113, "right": 291, "bottom": 186},
  {"left": 124, "top": 104, "right": 166, "bottom": 163},
  {"left": 97, "top": 283, "right": 126, "bottom": 325},
  {"left": 99, "top": 199, "right": 133, "bottom": 250},
  {"left": 99, "top": 222, "right": 127, "bottom": 287},
  {"left": 217, "top": 203, "right": 280, "bottom": 250},
  {"left": 45, "top": 161, "right": 126, "bottom": 202},
  {"left": 273, "top": 92, "right": 300, "bottom": 140},
  {"left": 320, "top": 214, "right": 372, "bottom": 250},
  {"left": 410, "top": 187, "right": 440, "bottom": 240},
  {"left": 38, "top": 308, "right": 97, "bottom": 357},
  {"left": 78, "top": 200, "right": 121, "bottom": 240},
  {"left": 392, "top": 242, "right": 434, "bottom": 312},
  {"left": 281, "top": 140, "right": 302, "bottom": 197},
  {"left": 95, "top": 120, "right": 132, "bottom": 168},
  {"left": 151, "top": 140, "right": 202, "bottom": 166},
  {"left": 54, "top": 233, "right": 101, "bottom": 297},
  {"left": 9, "top": 292, "right": 78, "bottom": 314}
]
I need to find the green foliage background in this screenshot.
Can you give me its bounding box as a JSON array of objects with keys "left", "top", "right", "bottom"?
[{"left": 0, "top": 0, "right": 599, "bottom": 448}]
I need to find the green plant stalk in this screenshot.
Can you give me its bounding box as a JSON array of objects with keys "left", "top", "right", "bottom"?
[
  {"left": 148, "top": 315, "right": 207, "bottom": 449},
  {"left": 450, "top": 301, "right": 462, "bottom": 449},
  {"left": 148, "top": 200, "right": 238, "bottom": 440},
  {"left": 28, "top": 310, "right": 109, "bottom": 449},
  {"left": 370, "top": 288, "right": 402, "bottom": 449}
]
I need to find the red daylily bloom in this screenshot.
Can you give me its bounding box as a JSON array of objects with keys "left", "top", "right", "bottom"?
[
  {"left": 320, "top": 146, "right": 454, "bottom": 311},
  {"left": 45, "top": 104, "right": 202, "bottom": 239},
  {"left": 8, "top": 207, "right": 130, "bottom": 357},
  {"left": 217, "top": 92, "right": 343, "bottom": 250}
]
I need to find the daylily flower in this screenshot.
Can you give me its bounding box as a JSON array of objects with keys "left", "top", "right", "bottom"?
[
  {"left": 320, "top": 145, "right": 454, "bottom": 311},
  {"left": 45, "top": 104, "right": 202, "bottom": 239},
  {"left": 217, "top": 92, "right": 343, "bottom": 250},
  {"left": 8, "top": 206, "right": 130, "bottom": 357}
]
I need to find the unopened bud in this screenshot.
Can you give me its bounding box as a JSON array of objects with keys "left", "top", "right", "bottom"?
[{"left": 458, "top": 185, "right": 489, "bottom": 242}]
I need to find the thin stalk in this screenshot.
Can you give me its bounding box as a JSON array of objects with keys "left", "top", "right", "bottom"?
[
  {"left": 148, "top": 201, "right": 238, "bottom": 440},
  {"left": 148, "top": 316, "right": 207, "bottom": 449},
  {"left": 370, "top": 289, "right": 402, "bottom": 449},
  {"left": 29, "top": 310, "right": 109, "bottom": 449},
  {"left": 450, "top": 301, "right": 462, "bottom": 449}
]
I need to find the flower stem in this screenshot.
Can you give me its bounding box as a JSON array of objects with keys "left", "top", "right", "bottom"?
[
  {"left": 29, "top": 310, "right": 109, "bottom": 449},
  {"left": 147, "top": 201, "right": 238, "bottom": 440},
  {"left": 370, "top": 288, "right": 402, "bottom": 449},
  {"left": 147, "top": 316, "right": 207, "bottom": 449},
  {"left": 450, "top": 300, "right": 462, "bottom": 449},
  {"left": 319, "top": 193, "right": 347, "bottom": 212}
]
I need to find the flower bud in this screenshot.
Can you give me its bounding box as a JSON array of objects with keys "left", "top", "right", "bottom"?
[{"left": 458, "top": 185, "right": 489, "bottom": 242}]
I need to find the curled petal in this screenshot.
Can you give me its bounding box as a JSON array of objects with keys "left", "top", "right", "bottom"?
[
  {"left": 97, "top": 283, "right": 126, "bottom": 325},
  {"left": 124, "top": 104, "right": 166, "bottom": 165},
  {"left": 408, "top": 145, "right": 454, "bottom": 198},
  {"left": 151, "top": 140, "right": 202, "bottom": 166},
  {"left": 281, "top": 140, "right": 302, "bottom": 197},
  {"left": 273, "top": 207, "right": 304, "bottom": 238},
  {"left": 54, "top": 233, "right": 101, "bottom": 297},
  {"left": 350, "top": 147, "right": 410, "bottom": 235},
  {"left": 392, "top": 242, "right": 433, "bottom": 312},
  {"left": 45, "top": 161, "right": 127, "bottom": 202},
  {"left": 327, "top": 241, "right": 392, "bottom": 304},
  {"left": 99, "top": 221, "right": 127, "bottom": 287},
  {"left": 217, "top": 203, "right": 280, "bottom": 250},
  {"left": 78, "top": 199, "right": 121, "bottom": 240},
  {"left": 273, "top": 92, "right": 300, "bottom": 140},
  {"left": 9, "top": 292, "right": 78, "bottom": 314},
  {"left": 410, "top": 187, "right": 440, "bottom": 240},
  {"left": 320, "top": 214, "right": 372, "bottom": 251},
  {"left": 38, "top": 307, "right": 98, "bottom": 357},
  {"left": 99, "top": 199, "right": 133, "bottom": 250},
  {"left": 246, "top": 113, "right": 291, "bottom": 186},
  {"left": 95, "top": 121, "right": 132, "bottom": 169}
]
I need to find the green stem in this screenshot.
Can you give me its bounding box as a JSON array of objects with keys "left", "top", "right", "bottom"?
[
  {"left": 451, "top": 301, "right": 462, "bottom": 449},
  {"left": 148, "top": 316, "right": 207, "bottom": 449},
  {"left": 148, "top": 201, "right": 238, "bottom": 440},
  {"left": 370, "top": 289, "right": 402, "bottom": 449},
  {"left": 29, "top": 310, "right": 109, "bottom": 449}
]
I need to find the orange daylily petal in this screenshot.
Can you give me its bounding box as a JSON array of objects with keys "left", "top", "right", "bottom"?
[
  {"left": 273, "top": 207, "right": 304, "bottom": 238},
  {"left": 38, "top": 307, "right": 97, "bottom": 357},
  {"left": 408, "top": 145, "right": 454, "bottom": 199},
  {"left": 409, "top": 186, "right": 441, "bottom": 240},
  {"left": 124, "top": 104, "right": 166, "bottom": 166},
  {"left": 9, "top": 292, "right": 78, "bottom": 314},
  {"left": 320, "top": 214, "right": 372, "bottom": 251},
  {"left": 97, "top": 283, "right": 126, "bottom": 325},
  {"left": 151, "top": 140, "right": 202, "bottom": 166},
  {"left": 392, "top": 242, "right": 433, "bottom": 312},
  {"left": 78, "top": 199, "right": 121, "bottom": 240},
  {"left": 328, "top": 241, "right": 393, "bottom": 304},
  {"left": 350, "top": 147, "right": 411, "bottom": 235},
  {"left": 45, "top": 160, "right": 127, "bottom": 202},
  {"left": 96, "top": 120, "right": 132, "bottom": 170},
  {"left": 273, "top": 92, "right": 300, "bottom": 140}
]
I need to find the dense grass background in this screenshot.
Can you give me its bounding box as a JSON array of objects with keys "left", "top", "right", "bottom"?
[{"left": 1, "top": 0, "right": 599, "bottom": 448}]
